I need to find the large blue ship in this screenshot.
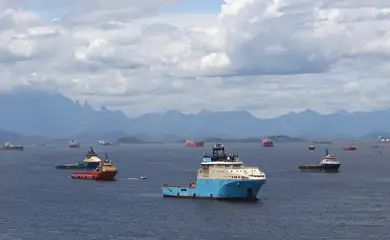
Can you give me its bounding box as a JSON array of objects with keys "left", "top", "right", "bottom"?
[
  {"left": 55, "top": 146, "right": 102, "bottom": 170},
  {"left": 162, "top": 143, "right": 267, "bottom": 201}
]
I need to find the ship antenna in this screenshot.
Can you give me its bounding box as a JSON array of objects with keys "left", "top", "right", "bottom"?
[
  {"left": 90, "top": 145, "right": 95, "bottom": 154},
  {"left": 325, "top": 148, "right": 329, "bottom": 155},
  {"left": 104, "top": 152, "right": 108, "bottom": 160}
]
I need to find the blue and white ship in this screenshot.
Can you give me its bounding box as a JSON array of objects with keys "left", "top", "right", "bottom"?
[{"left": 162, "top": 143, "right": 267, "bottom": 201}]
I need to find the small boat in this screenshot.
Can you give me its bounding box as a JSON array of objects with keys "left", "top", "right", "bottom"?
[
  {"left": 261, "top": 138, "right": 274, "bottom": 147},
  {"left": 0, "top": 141, "right": 23, "bottom": 150},
  {"left": 308, "top": 144, "right": 315, "bottom": 150},
  {"left": 185, "top": 140, "right": 204, "bottom": 147},
  {"left": 140, "top": 176, "right": 147, "bottom": 179},
  {"left": 98, "top": 140, "right": 112, "bottom": 145},
  {"left": 68, "top": 140, "right": 80, "bottom": 148},
  {"left": 71, "top": 154, "right": 117, "bottom": 181},
  {"left": 55, "top": 146, "right": 102, "bottom": 169},
  {"left": 343, "top": 145, "right": 356, "bottom": 151},
  {"left": 298, "top": 149, "right": 341, "bottom": 172}
]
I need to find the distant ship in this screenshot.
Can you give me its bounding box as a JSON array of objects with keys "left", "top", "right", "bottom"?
[
  {"left": 261, "top": 138, "right": 274, "bottom": 147},
  {"left": 343, "top": 144, "right": 356, "bottom": 151},
  {"left": 0, "top": 141, "right": 23, "bottom": 151},
  {"left": 71, "top": 153, "right": 117, "bottom": 181},
  {"left": 55, "top": 146, "right": 102, "bottom": 169},
  {"left": 68, "top": 140, "right": 80, "bottom": 148},
  {"left": 98, "top": 140, "right": 112, "bottom": 145},
  {"left": 185, "top": 140, "right": 204, "bottom": 147},
  {"left": 298, "top": 149, "right": 341, "bottom": 172},
  {"left": 308, "top": 144, "right": 315, "bottom": 150},
  {"left": 162, "top": 143, "right": 267, "bottom": 201}
]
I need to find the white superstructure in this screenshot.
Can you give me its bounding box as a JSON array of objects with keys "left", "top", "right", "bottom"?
[
  {"left": 320, "top": 154, "right": 340, "bottom": 165},
  {"left": 197, "top": 159, "right": 266, "bottom": 180}
]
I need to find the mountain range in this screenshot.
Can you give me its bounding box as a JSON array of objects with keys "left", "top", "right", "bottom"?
[{"left": 0, "top": 90, "right": 389, "bottom": 142}]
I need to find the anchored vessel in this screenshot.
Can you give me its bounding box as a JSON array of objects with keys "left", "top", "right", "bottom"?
[
  {"left": 261, "top": 138, "right": 274, "bottom": 147},
  {"left": 185, "top": 140, "right": 204, "bottom": 147},
  {"left": 98, "top": 140, "right": 112, "bottom": 145},
  {"left": 0, "top": 141, "right": 23, "bottom": 150},
  {"left": 299, "top": 149, "right": 341, "bottom": 172},
  {"left": 308, "top": 144, "right": 315, "bottom": 150},
  {"left": 162, "top": 143, "right": 266, "bottom": 201},
  {"left": 343, "top": 145, "right": 356, "bottom": 151},
  {"left": 68, "top": 140, "right": 80, "bottom": 148},
  {"left": 71, "top": 156, "right": 117, "bottom": 181},
  {"left": 55, "top": 146, "right": 102, "bottom": 169}
]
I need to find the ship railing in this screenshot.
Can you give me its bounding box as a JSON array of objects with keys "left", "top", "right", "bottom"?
[
  {"left": 162, "top": 184, "right": 196, "bottom": 188},
  {"left": 241, "top": 165, "right": 261, "bottom": 169}
]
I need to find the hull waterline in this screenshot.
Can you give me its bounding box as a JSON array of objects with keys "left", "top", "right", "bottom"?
[
  {"left": 71, "top": 171, "right": 117, "bottom": 181},
  {"left": 298, "top": 164, "right": 340, "bottom": 172}
]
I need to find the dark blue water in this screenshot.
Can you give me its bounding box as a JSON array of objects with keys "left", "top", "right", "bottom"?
[{"left": 0, "top": 142, "right": 389, "bottom": 240}]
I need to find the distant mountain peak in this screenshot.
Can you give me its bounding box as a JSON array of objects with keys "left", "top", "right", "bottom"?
[
  {"left": 335, "top": 109, "right": 350, "bottom": 115},
  {"left": 198, "top": 109, "right": 212, "bottom": 115},
  {"left": 300, "top": 109, "right": 318, "bottom": 114},
  {"left": 100, "top": 105, "right": 108, "bottom": 111},
  {"left": 164, "top": 109, "right": 184, "bottom": 116},
  {"left": 83, "top": 100, "right": 93, "bottom": 110}
]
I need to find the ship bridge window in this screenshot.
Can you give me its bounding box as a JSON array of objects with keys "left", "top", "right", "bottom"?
[{"left": 181, "top": 189, "right": 187, "bottom": 191}]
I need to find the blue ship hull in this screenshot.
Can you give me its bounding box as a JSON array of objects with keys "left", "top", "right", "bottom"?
[
  {"left": 55, "top": 161, "right": 100, "bottom": 170},
  {"left": 162, "top": 178, "right": 266, "bottom": 201}
]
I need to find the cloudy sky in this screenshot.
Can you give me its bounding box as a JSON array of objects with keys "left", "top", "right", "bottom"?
[{"left": 1, "top": 0, "right": 390, "bottom": 118}]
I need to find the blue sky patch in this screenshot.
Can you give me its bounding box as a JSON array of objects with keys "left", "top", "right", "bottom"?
[{"left": 165, "top": 0, "right": 223, "bottom": 13}]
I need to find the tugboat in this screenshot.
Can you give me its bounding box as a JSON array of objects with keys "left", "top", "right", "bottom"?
[
  {"left": 343, "top": 144, "right": 356, "bottom": 151},
  {"left": 185, "top": 140, "right": 204, "bottom": 147},
  {"left": 55, "top": 146, "right": 102, "bottom": 169},
  {"left": 308, "top": 144, "right": 315, "bottom": 150},
  {"left": 261, "top": 138, "right": 274, "bottom": 147},
  {"left": 0, "top": 141, "right": 23, "bottom": 150},
  {"left": 71, "top": 153, "right": 117, "bottom": 181},
  {"left": 68, "top": 140, "right": 80, "bottom": 148},
  {"left": 162, "top": 143, "right": 267, "bottom": 201},
  {"left": 298, "top": 149, "right": 341, "bottom": 172}
]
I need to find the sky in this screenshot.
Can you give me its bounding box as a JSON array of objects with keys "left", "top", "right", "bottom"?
[{"left": 0, "top": 0, "right": 390, "bottom": 118}]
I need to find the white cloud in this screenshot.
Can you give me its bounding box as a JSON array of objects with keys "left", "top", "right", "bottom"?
[{"left": 0, "top": 0, "right": 390, "bottom": 118}]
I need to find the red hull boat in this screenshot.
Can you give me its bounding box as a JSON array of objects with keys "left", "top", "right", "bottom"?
[
  {"left": 343, "top": 146, "right": 356, "bottom": 151},
  {"left": 71, "top": 159, "right": 117, "bottom": 181},
  {"left": 185, "top": 140, "right": 204, "bottom": 147},
  {"left": 261, "top": 138, "right": 274, "bottom": 147}
]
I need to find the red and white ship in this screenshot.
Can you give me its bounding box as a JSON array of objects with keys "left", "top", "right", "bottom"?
[
  {"left": 185, "top": 140, "right": 204, "bottom": 147},
  {"left": 343, "top": 145, "right": 356, "bottom": 151},
  {"left": 261, "top": 138, "right": 274, "bottom": 147}
]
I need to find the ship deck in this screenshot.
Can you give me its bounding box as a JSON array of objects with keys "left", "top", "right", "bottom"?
[{"left": 162, "top": 184, "right": 196, "bottom": 188}]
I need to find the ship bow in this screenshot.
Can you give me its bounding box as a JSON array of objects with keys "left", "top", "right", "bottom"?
[{"left": 218, "top": 179, "right": 266, "bottom": 200}]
